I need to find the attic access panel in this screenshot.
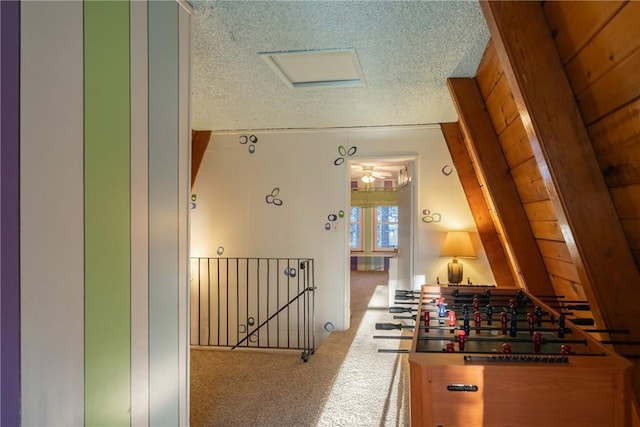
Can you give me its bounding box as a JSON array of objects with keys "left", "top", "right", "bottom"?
[{"left": 259, "top": 48, "right": 366, "bottom": 89}]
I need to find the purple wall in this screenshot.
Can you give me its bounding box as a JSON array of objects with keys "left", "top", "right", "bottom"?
[{"left": 1, "top": 1, "right": 21, "bottom": 425}]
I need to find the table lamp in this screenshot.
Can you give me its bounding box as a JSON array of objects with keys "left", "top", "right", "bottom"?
[{"left": 440, "top": 231, "right": 476, "bottom": 284}]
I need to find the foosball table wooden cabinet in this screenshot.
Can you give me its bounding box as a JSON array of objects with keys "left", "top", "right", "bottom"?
[{"left": 406, "top": 285, "right": 632, "bottom": 427}]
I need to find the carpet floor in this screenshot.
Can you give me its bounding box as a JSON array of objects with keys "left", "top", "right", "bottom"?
[{"left": 189, "top": 270, "right": 412, "bottom": 426}]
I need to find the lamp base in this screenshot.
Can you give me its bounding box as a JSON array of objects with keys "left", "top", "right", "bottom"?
[{"left": 447, "top": 261, "right": 463, "bottom": 284}]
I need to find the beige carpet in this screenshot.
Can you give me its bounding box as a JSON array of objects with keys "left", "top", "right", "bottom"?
[{"left": 190, "top": 271, "right": 412, "bottom": 426}]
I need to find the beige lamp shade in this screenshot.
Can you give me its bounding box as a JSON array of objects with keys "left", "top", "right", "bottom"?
[
  {"left": 440, "top": 231, "right": 476, "bottom": 259},
  {"left": 440, "top": 231, "right": 476, "bottom": 284}
]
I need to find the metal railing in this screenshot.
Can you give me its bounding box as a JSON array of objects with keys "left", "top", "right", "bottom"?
[{"left": 190, "top": 257, "right": 315, "bottom": 361}]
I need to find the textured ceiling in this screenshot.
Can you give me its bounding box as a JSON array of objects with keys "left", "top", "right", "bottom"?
[{"left": 191, "top": 1, "right": 490, "bottom": 132}]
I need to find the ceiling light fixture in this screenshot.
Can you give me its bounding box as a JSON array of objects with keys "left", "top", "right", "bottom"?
[
  {"left": 361, "top": 172, "right": 375, "bottom": 184},
  {"left": 259, "top": 48, "right": 366, "bottom": 89}
]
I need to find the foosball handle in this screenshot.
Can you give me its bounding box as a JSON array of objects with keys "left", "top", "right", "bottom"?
[{"left": 375, "top": 323, "right": 404, "bottom": 330}]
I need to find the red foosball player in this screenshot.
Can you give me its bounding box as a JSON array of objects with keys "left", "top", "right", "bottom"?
[
  {"left": 533, "top": 331, "right": 542, "bottom": 353},
  {"left": 560, "top": 344, "right": 572, "bottom": 355},
  {"left": 472, "top": 295, "right": 480, "bottom": 312},
  {"left": 446, "top": 342, "right": 455, "bottom": 352},
  {"left": 423, "top": 310, "right": 430, "bottom": 332},
  {"left": 526, "top": 311, "right": 535, "bottom": 335},
  {"left": 500, "top": 311, "right": 508, "bottom": 335},
  {"left": 474, "top": 310, "right": 482, "bottom": 334},
  {"left": 437, "top": 296, "right": 445, "bottom": 306},
  {"left": 457, "top": 330, "right": 467, "bottom": 351},
  {"left": 502, "top": 343, "right": 512, "bottom": 354},
  {"left": 448, "top": 310, "right": 456, "bottom": 328}
]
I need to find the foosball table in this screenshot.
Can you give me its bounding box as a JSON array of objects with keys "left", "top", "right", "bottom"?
[{"left": 378, "top": 285, "right": 632, "bottom": 426}]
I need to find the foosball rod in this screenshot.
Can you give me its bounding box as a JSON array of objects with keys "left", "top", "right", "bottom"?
[
  {"left": 373, "top": 335, "right": 588, "bottom": 345},
  {"left": 395, "top": 301, "right": 592, "bottom": 311},
  {"left": 395, "top": 292, "right": 588, "bottom": 305},
  {"left": 376, "top": 322, "right": 571, "bottom": 334},
  {"left": 377, "top": 349, "right": 410, "bottom": 354},
  {"left": 390, "top": 306, "right": 579, "bottom": 317},
  {"left": 390, "top": 313, "right": 596, "bottom": 326},
  {"left": 396, "top": 289, "right": 569, "bottom": 300}
]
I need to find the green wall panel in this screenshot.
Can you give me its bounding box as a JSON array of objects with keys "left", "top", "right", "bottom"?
[{"left": 83, "top": 1, "right": 131, "bottom": 424}]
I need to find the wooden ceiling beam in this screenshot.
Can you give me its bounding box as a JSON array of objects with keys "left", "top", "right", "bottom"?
[
  {"left": 447, "top": 78, "right": 555, "bottom": 296},
  {"left": 479, "top": 1, "right": 640, "bottom": 342},
  {"left": 441, "top": 122, "right": 518, "bottom": 288}
]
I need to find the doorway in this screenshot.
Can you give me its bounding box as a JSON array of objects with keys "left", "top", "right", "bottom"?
[{"left": 348, "top": 157, "right": 417, "bottom": 313}]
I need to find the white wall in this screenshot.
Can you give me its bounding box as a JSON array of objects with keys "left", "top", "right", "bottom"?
[{"left": 191, "top": 126, "right": 495, "bottom": 334}]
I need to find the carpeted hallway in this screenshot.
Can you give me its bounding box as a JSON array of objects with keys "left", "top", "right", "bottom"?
[{"left": 189, "top": 271, "right": 412, "bottom": 426}]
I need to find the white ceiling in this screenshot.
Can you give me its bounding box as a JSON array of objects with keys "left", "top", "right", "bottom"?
[{"left": 191, "top": 1, "right": 490, "bottom": 132}]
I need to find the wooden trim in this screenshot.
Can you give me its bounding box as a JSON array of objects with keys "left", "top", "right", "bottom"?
[
  {"left": 445, "top": 79, "right": 555, "bottom": 296},
  {"left": 480, "top": 0, "right": 640, "bottom": 361},
  {"left": 191, "top": 129, "right": 211, "bottom": 189},
  {"left": 440, "top": 122, "right": 517, "bottom": 288}
]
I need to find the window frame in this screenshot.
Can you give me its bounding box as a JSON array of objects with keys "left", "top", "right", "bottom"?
[
  {"left": 349, "top": 206, "right": 364, "bottom": 251},
  {"left": 373, "top": 205, "right": 398, "bottom": 251}
]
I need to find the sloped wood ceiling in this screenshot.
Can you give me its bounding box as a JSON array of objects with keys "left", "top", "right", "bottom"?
[
  {"left": 191, "top": 130, "right": 211, "bottom": 189},
  {"left": 442, "top": 0, "right": 640, "bottom": 406}
]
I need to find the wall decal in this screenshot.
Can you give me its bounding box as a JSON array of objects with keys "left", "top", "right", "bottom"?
[
  {"left": 441, "top": 164, "right": 453, "bottom": 176},
  {"left": 328, "top": 214, "right": 337, "bottom": 221},
  {"left": 216, "top": 246, "right": 224, "bottom": 256},
  {"left": 324, "top": 223, "right": 331, "bottom": 231},
  {"left": 191, "top": 194, "right": 197, "bottom": 201},
  {"left": 333, "top": 145, "right": 357, "bottom": 166},
  {"left": 284, "top": 267, "right": 297, "bottom": 278},
  {"left": 338, "top": 210, "right": 345, "bottom": 218},
  {"left": 422, "top": 209, "right": 442, "bottom": 223},
  {"left": 240, "top": 134, "right": 258, "bottom": 153},
  {"left": 265, "top": 187, "right": 283, "bottom": 206}
]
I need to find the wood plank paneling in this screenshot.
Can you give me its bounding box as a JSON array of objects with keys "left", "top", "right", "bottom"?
[
  {"left": 475, "top": 40, "right": 503, "bottom": 99},
  {"left": 441, "top": 122, "right": 517, "bottom": 288},
  {"left": 588, "top": 97, "right": 640, "bottom": 188},
  {"left": 576, "top": 48, "right": 640, "bottom": 125},
  {"left": 481, "top": 1, "right": 640, "bottom": 397},
  {"left": 498, "top": 116, "right": 534, "bottom": 169},
  {"left": 447, "top": 78, "right": 555, "bottom": 296},
  {"left": 542, "top": 0, "right": 626, "bottom": 64},
  {"left": 523, "top": 200, "right": 558, "bottom": 222},
  {"left": 564, "top": 2, "right": 640, "bottom": 95},
  {"left": 511, "top": 158, "right": 547, "bottom": 203},
  {"left": 529, "top": 220, "right": 564, "bottom": 241},
  {"left": 543, "top": 257, "right": 581, "bottom": 284},
  {"left": 549, "top": 276, "right": 587, "bottom": 301},
  {"left": 611, "top": 183, "right": 640, "bottom": 218},
  {"left": 537, "top": 239, "right": 573, "bottom": 264},
  {"left": 483, "top": 73, "right": 519, "bottom": 135}
]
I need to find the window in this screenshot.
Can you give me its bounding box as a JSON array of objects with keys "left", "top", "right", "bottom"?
[
  {"left": 374, "top": 206, "right": 398, "bottom": 250},
  {"left": 350, "top": 207, "right": 363, "bottom": 250}
]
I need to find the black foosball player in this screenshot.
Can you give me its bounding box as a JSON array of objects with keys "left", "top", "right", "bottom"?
[
  {"left": 535, "top": 305, "right": 543, "bottom": 327},
  {"left": 486, "top": 304, "right": 494, "bottom": 325},
  {"left": 558, "top": 314, "right": 566, "bottom": 338}
]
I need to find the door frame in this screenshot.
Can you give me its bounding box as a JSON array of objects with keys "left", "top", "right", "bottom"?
[{"left": 346, "top": 155, "right": 418, "bottom": 324}]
